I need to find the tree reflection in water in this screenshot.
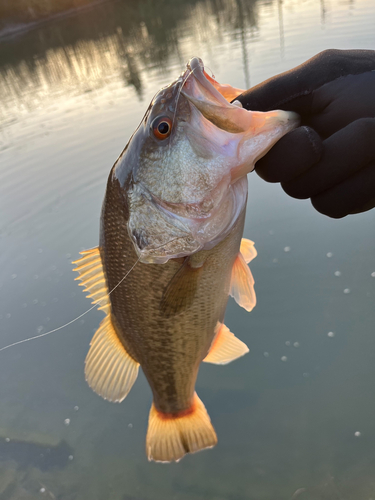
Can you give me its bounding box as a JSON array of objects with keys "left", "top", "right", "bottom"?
[{"left": 0, "top": 0, "right": 259, "bottom": 118}]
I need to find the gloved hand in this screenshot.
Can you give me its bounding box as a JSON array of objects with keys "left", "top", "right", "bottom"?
[{"left": 236, "top": 49, "right": 375, "bottom": 218}]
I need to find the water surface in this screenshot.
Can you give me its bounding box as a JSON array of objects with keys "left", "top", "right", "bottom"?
[{"left": 0, "top": 0, "right": 375, "bottom": 498}]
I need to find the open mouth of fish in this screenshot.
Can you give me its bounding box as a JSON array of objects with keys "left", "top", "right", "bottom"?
[{"left": 181, "top": 56, "right": 298, "bottom": 182}]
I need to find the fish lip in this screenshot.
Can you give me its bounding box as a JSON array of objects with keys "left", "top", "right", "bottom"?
[{"left": 181, "top": 57, "right": 228, "bottom": 107}]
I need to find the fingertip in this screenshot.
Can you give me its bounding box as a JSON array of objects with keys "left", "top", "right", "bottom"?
[
  {"left": 255, "top": 126, "right": 323, "bottom": 183},
  {"left": 310, "top": 162, "right": 375, "bottom": 218},
  {"left": 311, "top": 197, "right": 347, "bottom": 218}
]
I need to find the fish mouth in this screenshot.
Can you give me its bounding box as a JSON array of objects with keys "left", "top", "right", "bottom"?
[
  {"left": 181, "top": 56, "right": 299, "bottom": 181},
  {"left": 182, "top": 57, "right": 298, "bottom": 134},
  {"left": 181, "top": 57, "right": 243, "bottom": 132}
]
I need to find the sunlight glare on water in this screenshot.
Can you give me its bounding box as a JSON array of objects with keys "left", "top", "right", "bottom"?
[{"left": 0, "top": 0, "right": 374, "bottom": 498}]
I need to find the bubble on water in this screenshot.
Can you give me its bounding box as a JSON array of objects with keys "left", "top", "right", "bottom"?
[
  {"left": 285, "top": 341, "right": 291, "bottom": 346},
  {"left": 40, "top": 488, "right": 46, "bottom": 493},
  {"left": 326, "top": 252, "right": 333, "bottom": 258},
  {"left": 41, "top": 301, "right": 46, "bottom": 307},
  {"left": 38, "top": 248, "right": 43, "bottom": 253},
  {"left": 334, "top": 271, "right": 341, "bottom": 277},
  {"left": 52, "top": 298, "right": 58, "bottom": 303},
  {"left": 343, "top": 288, "right": 350, "bottom": 294},
  {"left": 66, "top": 253, "right": 72, "bottom": 258},
  {"left": 80, "top": 319, "right": 85, "bottom": 324},
  {"left": 36, "top": 326, "right": 43, "bottom": 334},
  {"left": 22, "top": 303, "right": 27, "bottom": 308},
  {"left": 269, "top": 230, "right": 274, "bottom": 235},
  {"left": 70, "top": 292, "right": 76, "bottom": 297},
  {"left": 5, "top": 438, "right": 10, "bottom": 442},
  {"left": 281, "top": 356, "right": 288, "bottom": 362},
  {"left": 371, "top": 272, "right": 375, "bottom": 278},
  {"left": 32, "top": 299, "right": 39, "bottom": 305},
  {"left": 64, "top": 419, "right": 70, "bottom": 426},
  {"left": 303, "top": 372, "right": 309, "bottom": 378},
  {"left": 272, "top": 258, "right": 278, "bottom": 263},
  {"left": 11, "top": 274, "right": 17, "bottom": 279},
  {"left": 354, "top": 431, "right": 361, "bottom": 437},
  {"left": 263, "top": 352, "right": 269, "bottom": 358},
  {"left": 293, "top": 342, "right": 300, "bottom": 348},
  {"left": 68, "top": 455, "right": 74, "bottom": 460},
  {"left": 74, "top": 406, "right": 79, "bottom": 411},
  {"left": 327, "top": 331, "right": 335, "bottom": 338},
  {"left": 128, "top": 423, "right": 133, "bottom": 428},
  {"left": 33, "top": 275, "right": 39, "bottom": 279},
  {"left": 6, "top": 313, "right": 11, "bottom": 319},
  {"left": 51, "top": 265, "right": 57, "bottom": 271},
  {"left": 284, "top": 246, "right": 291, "bottom": 252}
]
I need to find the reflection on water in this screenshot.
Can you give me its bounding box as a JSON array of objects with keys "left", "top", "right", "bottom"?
[
  {"left": 0, "top": 0, "right": 375, "bottom": 498},
  {"left": 0, "top": 0, "right": 261, "bottom": 120}
]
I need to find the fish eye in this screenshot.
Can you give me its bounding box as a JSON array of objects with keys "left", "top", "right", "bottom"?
[{"left": 152, "top": 116, "right": 173, "bottom": 140}]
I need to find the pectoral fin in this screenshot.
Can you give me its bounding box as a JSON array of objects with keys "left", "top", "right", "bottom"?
[
  {"left": 230, "top": 252, "right": 256, "bottom": 312},
  {"left": 85, "top": 315, "right": 139, "bottom": 403},
  {"left": 240, "top": 238, "right": 257, "bottom": 264},
  {"left": 204, "top": 323, "right": 249, "bottom": 365},
  {"left": 160, "top": 259, "right": 203, "bottom": 317}
]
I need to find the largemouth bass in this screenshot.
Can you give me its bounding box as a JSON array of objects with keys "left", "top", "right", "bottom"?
[{"left": 73, "top": 57, "right": 298, "bottom": 462}]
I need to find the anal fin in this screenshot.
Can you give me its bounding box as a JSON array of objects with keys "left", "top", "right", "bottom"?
[
  {"left": 85, "top": 315, "right": 139, "bottom": 403},
  {"left": 230, "top": 251, "right": 256, "bottom": 312},
  {"left": 204, "top": 323, "right": 249, "bottom": 365}
]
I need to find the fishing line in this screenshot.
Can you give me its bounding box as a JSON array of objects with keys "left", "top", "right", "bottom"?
[
  {"left": 0, "top": 256, "right": 141, "bottom": 353},
  {"left": 165, "top": 62, "right": 202, "bottom": 167},
  {"left": 169, "top": 60, "right": 208, "bottom": 146},
  {"left": 166, "top": 67, "right": 194, "bottom": 158},
  {"left": 204, "top": 66, "right": 215, "bottom": 79}
]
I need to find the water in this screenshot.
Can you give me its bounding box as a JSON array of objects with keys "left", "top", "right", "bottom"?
[{"left": 0, "top": 0, "right": 374, "bottom": 498}]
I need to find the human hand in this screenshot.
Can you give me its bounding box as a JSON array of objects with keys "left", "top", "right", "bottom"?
[{"left": 236, "top": 49, "right": 375, "bottom": 218}]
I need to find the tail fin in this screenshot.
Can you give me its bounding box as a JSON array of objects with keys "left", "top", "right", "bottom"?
[{"left": 146, "top": 393, "right": 217, "bottom": 463}]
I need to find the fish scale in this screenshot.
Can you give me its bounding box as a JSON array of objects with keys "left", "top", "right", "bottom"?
[{"left": 101, "top": 174, "right": 241, "bottom": 411}]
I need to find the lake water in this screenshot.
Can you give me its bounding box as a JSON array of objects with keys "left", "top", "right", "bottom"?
[{"left": 0, "top": 0, "right": 375, "bottom": 498}]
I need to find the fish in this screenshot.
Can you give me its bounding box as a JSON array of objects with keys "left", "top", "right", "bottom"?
[{"left": 72, "top": 57, "right": 299, "bottom": 463}]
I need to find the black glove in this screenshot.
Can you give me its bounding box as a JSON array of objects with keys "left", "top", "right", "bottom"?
[{"left": 236, "top": 49, "right": 375, "bottom": 218}]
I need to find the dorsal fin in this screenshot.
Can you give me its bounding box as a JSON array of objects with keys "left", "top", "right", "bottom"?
[
  {"left": 72, "top": 247, "right": 110, "bottom": 314},
  {"left": 73, "top": 247, "right": 139, "bottom": 401},
  {"left": 85, "top": 316, "right": 139, "bottom": 402},
  {"left": 203, "top": 323, "right": 249, "bottom": 365},
  {"left": 230, "top": 252, "right": 256, "bottom": 312},
  {"left": 240, "top": 238, "right": 257, "bottom": 264}
]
